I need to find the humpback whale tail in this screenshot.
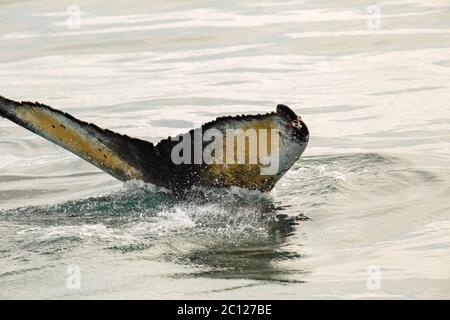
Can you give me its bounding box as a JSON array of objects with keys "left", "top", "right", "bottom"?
[{"left": 1, "top": 95, "right": 309, "bottom": 192}]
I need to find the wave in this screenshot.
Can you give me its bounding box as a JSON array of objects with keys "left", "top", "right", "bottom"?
[{"left": 1, "top": 153, "right": 435, "bottom": 250}]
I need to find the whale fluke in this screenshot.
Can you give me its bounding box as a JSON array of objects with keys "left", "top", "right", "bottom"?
[
  {"left": 0, "top": 96, "right": 309, "bottom": 192},
  {"left": 0, "top": 96, "right": 166, "bottom": 183}
]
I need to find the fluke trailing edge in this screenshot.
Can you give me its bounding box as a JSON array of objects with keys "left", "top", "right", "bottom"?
[{"left": 0, "top": 95, "right": 309, "bottom": 192}]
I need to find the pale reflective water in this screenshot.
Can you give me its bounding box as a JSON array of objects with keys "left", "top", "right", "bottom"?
[{"left": 1, "top": 0, "right": 450, "bottom": 299}]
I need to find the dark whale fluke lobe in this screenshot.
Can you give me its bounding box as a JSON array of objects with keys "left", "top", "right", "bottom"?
[{"left": 0, "top": 95, "right": 309, "bottom": 192}]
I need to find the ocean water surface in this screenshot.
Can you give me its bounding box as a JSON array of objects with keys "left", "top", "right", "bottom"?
[{"left": 1, "top": 0, "right": 450, "bottom": 298}]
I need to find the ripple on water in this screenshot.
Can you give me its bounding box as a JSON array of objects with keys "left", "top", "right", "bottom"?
[{"left": 0, "top": 152, "right": 447, "bottom": 285}]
